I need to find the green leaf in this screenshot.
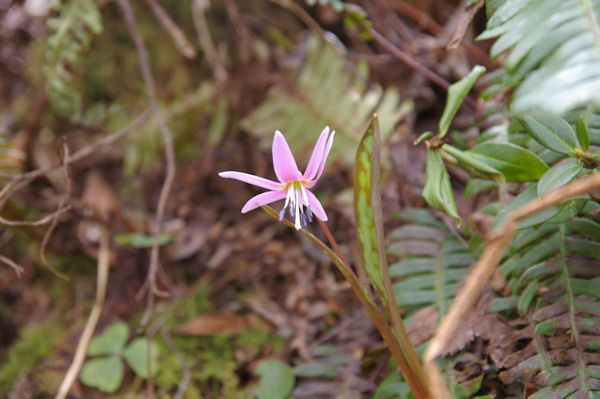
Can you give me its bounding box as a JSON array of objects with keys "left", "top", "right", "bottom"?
[
  {"left": 442, "top": 144, "right": 503, "bottom": 179},
  {"left": 293, "top": 362, "right": 338, "bottom": 379},
  {"left": 422, "top": 149, "right": 460, "bottom": 225},
  {"left": 80, "top": 356, "right": 124, "bottom": 394},
  {"left": 254, "top": 359, "right": 295, "bottom": 399},
  {"left": 122, "top": 338, "right": 160, "bottom": 378},
  {"left": 464, "top": 178, "right": 499, "bottom": 199},
  {"left": 87, "top": 322, "right": 129, "bottom": 356},
  {"left": 576, "top": 115, "right": 591, "bottom": 151},
  {"left": 467, "top": 142, "right": 549, "bottom": 182},
  {"left": 520, "top": 110, "right": 579, "bottom": 155},
  {"left": 354, "top": 115, "right": 386, "bottom": 300},
  {"left": 114, "top": 232, "right": 173, "bottom": 248},
  {"left": 537, "top": 161, "right": 583, "bottom": 196},
  {"left": 439, "top": 65, "right": 486, "bottom": 137}
]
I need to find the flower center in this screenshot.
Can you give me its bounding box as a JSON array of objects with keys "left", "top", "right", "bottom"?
[{"left": 279, "top": 180, "right": 313, "bottom": 230}]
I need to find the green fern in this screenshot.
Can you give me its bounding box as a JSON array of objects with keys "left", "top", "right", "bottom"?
[
  {"left": 45, "top": 0, "right": 102, "bottom": 119},
  {"left": 480, "top": 0, "right": 600, "bottom": 115},
  {"left": 492, "top": 202, "right": 600, "bottom": 397},
  {"left": 388, "top": 208, "right": 474, "bottom": 320},
  {"left": 241, "top": 36, "right": 410, "bottom": 165}
]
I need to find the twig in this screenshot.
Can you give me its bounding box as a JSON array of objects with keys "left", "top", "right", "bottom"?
[
  {"left": 116, "top": 0, "right": 176, "bottom": 300},
  {"left": 391, "top": 0, "right": 493, "bottom": 68},
  {"left": 116, "top": 1, "right": 177, "bottom": 397},
  {"left": 192, "top": 0, "right": 227, "bottom": 81},
  {"left": 160, "top": 326, "right": 191, "bottom": 399},
  {"left": 145, "top": 0, "right": 197, "bottom": 59},
  {"left": 367, "top": 26, "right": 452, "bottom": 92},
  {"left": 0, "top": 109, "right": 152, "bottom": 206},
  {"left": 55, "top": 225, "right": 110, "bottom": 399},
  {"left": 447, "top": 0, "right": 484, "bottom": 51},
  {"left": 0, "top": 205, "right": 72, "bottom": 226},
  {"left": 39, "top": 140, "right": 72, "bottom": 280},
  {"left": 424, "top": 170, "right": 600, "bottom": 399},
  {"left": 0, "top": 253, "right": 24, "bottom": 277},
  {"left": 267, "top": 0, "right": 326, "bottom": 38}
]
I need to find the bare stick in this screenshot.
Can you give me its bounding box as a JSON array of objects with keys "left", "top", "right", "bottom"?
[
  {"left": 367, "top": 27, "right": 453, "bottom": 92},
  {"left": 424, "top": 171, "right": 600, "bottom": 398},
  {"left": 145, "top": 0, "right": 197, "bottom": 59},
  {"left": 0, "top": 109, "right": 151, "bottom": 205},
  {"left": 116, "top": 0, "right": 176, "bottom": 301},
  {"left": 39, "top": 140, "right": 72, "bottom": 280},
  {"left": 161, "top": 326, "right": 191, "bottom": 399},
  {"left": 55, "top": 226, "right": 110, "bottom": 399},
  {"left": 192, "top": 0, "right": 227, "bottom": 81},
  {"left": 0, "top": 253, "right": 24, "bottom": 277},
  {"left": 116, "top": 1, "right": 177, "bottom": 397},
  {"left": 447, "top": 0, "right": 484, "bottom": 51}
]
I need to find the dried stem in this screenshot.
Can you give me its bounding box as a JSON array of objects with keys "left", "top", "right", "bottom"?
[
  {"left": 145, "top": 0, "right": 197, "bottom": 58},
  {"left": 55, "top": 226, "right": 110, "bottom": 399},
  {"left": 161, "top": 326, "right": 191, "bottom": 399},
  {"left": 116, "top": 1, "right": 178, "bottom": 396},
  {"left": 0, "top": 253, "right": 24, "bottom": 277},
  {"left": 424, "top": 171, "right": 600, "bottom": 398},
  {"left": 0, "top": 109, "right": 151, "bottom": 206},
  {"left": 39, "top": 140, "right": 72, "bottom": 280},
  {"left": 391, "top": 0, "right": 493, "bottom": 68},
  {"left": 192, "top": 0, "right": 227, "bottom": 82}
]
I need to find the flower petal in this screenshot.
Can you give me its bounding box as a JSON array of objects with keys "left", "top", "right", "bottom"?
[
  {"left": 241, "top": 190, "right": 287, "bottom": 213},
  {"left": 304, "top": 126, "right": 330, "bottom": 180},
  {"left": 306, "top": 190, "right": 327, "bottom": 221},
  {"left": 312, "top": 130, "right": 335, "bottom": 182},
  {"left": 272, "top": 131, "right": 301, "bottom": 183},
  {"left": 219, "top": 171, "right": 281, "bottom": 190}
]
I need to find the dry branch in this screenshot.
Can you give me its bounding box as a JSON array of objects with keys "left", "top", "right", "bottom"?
[{"left": 55, "top": 226, "right": 111, "bottom": 399}]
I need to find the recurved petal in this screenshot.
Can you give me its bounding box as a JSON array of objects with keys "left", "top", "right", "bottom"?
[
  {"left": 306, "top": 190, "right": 327, "bottom": 221},
  {"left": 304, "top": 126, "right": 330, "bottom": 180},
  {"left": 313, "top": 130, "right": 335, "bottom": 182},
  {"left": 241, "top": 190, "right": 287, "bottom": 213},
  {"left": 219, "top": 171, "right": 281, "bottom": 190},
  {"left": 272, "top": 131, "right": 301, "bottom": 183}
]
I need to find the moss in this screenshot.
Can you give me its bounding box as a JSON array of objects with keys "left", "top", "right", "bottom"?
[{"left": 0, "top": 322, "right": 65, "bottom": 394}]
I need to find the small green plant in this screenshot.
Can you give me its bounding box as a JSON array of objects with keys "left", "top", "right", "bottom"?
[{"left": 80, "top": 322, "right": 160, "bottom": 394}]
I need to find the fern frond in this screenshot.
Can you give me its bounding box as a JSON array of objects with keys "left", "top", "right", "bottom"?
[
  {"left": 494, "top": 201, "right": 600, "bottom": 397},
  {"left": 45, "top": 0, "right": 102, "bottom": 119},
  {"left": 388, "top": 208, "right": 474, "bottom": 317},
  {"left": 241, "top": 36, "right": 410, "bottom": 165},
  {"left": 480, "top": 0, "right": 600, "bottom": 115}
]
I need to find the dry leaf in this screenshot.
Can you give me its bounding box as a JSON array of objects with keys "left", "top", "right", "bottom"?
[{"left": 172, "top": 313, "right": 250, "bottom": 336}]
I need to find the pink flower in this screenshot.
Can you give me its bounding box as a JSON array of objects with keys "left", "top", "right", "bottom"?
[{"left": 219, "top": 127, "right": 335, "bottom": 230}]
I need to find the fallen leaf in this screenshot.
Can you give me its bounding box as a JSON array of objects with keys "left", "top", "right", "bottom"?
[{"left": 172, "top": 313, "right": 250, "bottom": 335}]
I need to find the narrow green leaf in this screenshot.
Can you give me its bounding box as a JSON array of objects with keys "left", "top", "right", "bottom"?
[
  {"left": 464, "top": 178, "right": 499, "bottom": 199},
  {"left": 422, "top": 149, "right": 461, "bottom": 224},
  {"left": 414, "top": 131, "right": 433, "bottom": 145},
  {"left": 520, "top": 110, "right": 578, "bottom": 155},
  {"left": 442, "top": 144, "right": 503, "bottom": 179},
  {"left": 439, "top": 65, "right": 486, "bottom": 137},
  {"left": 467, "top": 142, "right": 549, "bottom": 182},
  {"left": 293, "top": 362, "right": 338, "bottom": 379},
  {"left": 354, "top": 115, "right": 385, "bottom": 300},
  {"left": 254, "top": 359, "right": 295, "bottom": 399},
  {"left": 123, "top": 338, "right": 160, "bottom": 378},
  {"left": 576, "top": 115, "right": 590, "bottom": 151},
  {"left": 80, "top": 356, "right": 124, "bottom": 394},
  {"left": 534, "top": 320, "right": 557, "bottom": 335},
  {"left": 488, "top": 297, "right": 519, "bottom": 313},
  {"left": 114, "top": 232, "right": 173, "bottom": 248},
  {"left": 87, "top": 322, "right": 129, "bottom": 356},
  {"left": 537, "top": 161, "right": 583, "bottom": 196}
]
